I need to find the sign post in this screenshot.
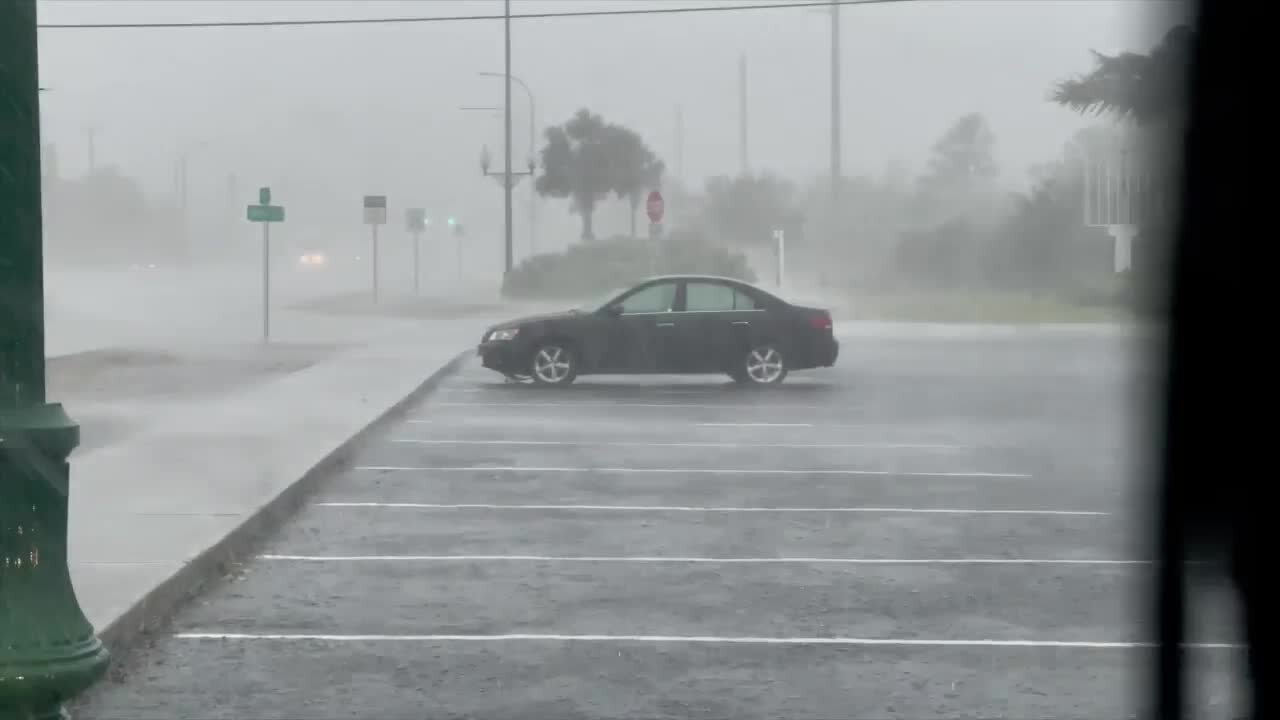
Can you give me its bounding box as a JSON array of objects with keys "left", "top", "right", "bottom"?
[
  {"left": 246, "top": 187, "right": 285, "bottom": 342},
  {"left": 406, "top": 208, "right": 427, "bottom": 295},
  {"left": 364, "top": 195, "right": 388, "bottom": 302},
  {"left": 646, "top": 190, "right": 665, "bottom": 275},
  {"left": 772, "top": 228, "right": 786, "bottom": 290}
]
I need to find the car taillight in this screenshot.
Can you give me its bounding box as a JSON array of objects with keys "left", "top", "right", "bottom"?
[{"left": 809, "top": 311, "right": 832, "bottom": 330}]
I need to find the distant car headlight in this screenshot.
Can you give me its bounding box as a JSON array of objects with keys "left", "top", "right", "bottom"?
[
  {"left": 300, "top": 253, "right": 327, "bottom": 266},
  {"left": 487, "top": 328, "right": 520, "bottom": 342}
]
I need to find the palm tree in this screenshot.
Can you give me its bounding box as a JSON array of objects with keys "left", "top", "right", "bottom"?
[
  {"left": 536, "top": 109, "right": 666, "bottom": 242},
  {"left": 1052, "top": 25, "right": 1193, "bottom": 126},
  {"left": 536, "top": 109, "right": 614, "bottom": 241}
]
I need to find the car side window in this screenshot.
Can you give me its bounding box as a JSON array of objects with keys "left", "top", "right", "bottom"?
[
  {"left": 618, "top": 282, "right": 678, "bottom": 314},
  {"left": 685, "top": 282, "right": 735, "bottom": 312},
  {"left": 733, "top": 290, "right": 757, "bottom": 310}
]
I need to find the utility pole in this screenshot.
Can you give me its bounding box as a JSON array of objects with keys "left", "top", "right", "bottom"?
[
  {"left": 830, "top": 2, "right": 842, "bottom": 198},
  {"left": 739, "top": 54, "right": 749, "bottom": 175},
  {"left": 502, "top": 0, "right": 514, "bottom": 275},
  {"left": 827, "top": 1, "right": 843, "bottom": 253},
  {"left": 85, "top": 125, "right": 97, "bottom": 174},
  {"left": 178, "top": 154, "right": 189, "bottom": 213},
  {"left": 674, "top": 104, "right": 685, "bottom": 186},
  {"left": 0, "top": 2, "right": 111, "bottom": 718}
]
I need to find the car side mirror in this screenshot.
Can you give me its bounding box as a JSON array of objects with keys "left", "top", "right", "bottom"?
[{"left": 602, "top": 304, "right": 623, "bottom": 317}]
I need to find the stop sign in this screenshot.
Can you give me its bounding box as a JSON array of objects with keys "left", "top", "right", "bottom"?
[{"left": 646, "top": 190, "right": 664, "bottom": 223}]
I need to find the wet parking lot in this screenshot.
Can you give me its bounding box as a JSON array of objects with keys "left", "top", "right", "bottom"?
[{"left": 77, "top": 330, "right": 1247, "bottom": 719}]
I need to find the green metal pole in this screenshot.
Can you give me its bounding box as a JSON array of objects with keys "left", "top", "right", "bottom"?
[{"left": 1, "top": 2, "right": 111, "bottom": 719}]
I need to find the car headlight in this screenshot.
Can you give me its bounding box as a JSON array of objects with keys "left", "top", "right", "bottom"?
[{"left": 487, "top": 328, "right": 520, "bottom": 342}]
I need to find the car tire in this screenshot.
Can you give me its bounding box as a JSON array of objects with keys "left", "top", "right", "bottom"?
[
  {"left": 529, "top": 343, "right": 578, "bottom": 386},
  {"left": 739, "top": 344, "right": 788, "bottom": 385}
]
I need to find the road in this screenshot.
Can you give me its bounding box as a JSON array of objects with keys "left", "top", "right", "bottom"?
[{"left": 75, "top": 329, "right": 1247, "bottom": 719}]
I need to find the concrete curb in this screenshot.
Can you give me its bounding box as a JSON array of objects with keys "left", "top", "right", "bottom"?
[{"left": 92, "top": 348, "right": 474, "bottom": 657}]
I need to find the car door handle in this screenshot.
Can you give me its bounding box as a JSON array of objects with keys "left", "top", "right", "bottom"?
[
  {"left": 732, "top": 321, "right": 750, "bottom": 326},
  {"left": 656, "top": 322, "right": 676, "bottom": 328}
]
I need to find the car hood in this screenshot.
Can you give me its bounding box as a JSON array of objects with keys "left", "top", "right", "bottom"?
[{"left": 488, "top": 310, "right": 579, "bottom": 330}]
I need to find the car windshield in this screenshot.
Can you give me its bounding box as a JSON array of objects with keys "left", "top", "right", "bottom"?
[{"left": 575, "top": 287, "right": 628, "bottom": 313}]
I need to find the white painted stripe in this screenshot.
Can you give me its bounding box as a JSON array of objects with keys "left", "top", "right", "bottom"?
[
  {"left": 315, "top": 502, "right": 1106, "bottom": 516},
  {"left": 698, "top": 422, "right": 814, "bottom": 427},
  {"left": 262, "top": 554, "right": 1145, "bottom": 565},
  {"left": 390, "top": 439, "right": 966, "bottom": 450},
  {"left": 431, "top": 402, "right": 826, "bottom": 409},
  {"left": 408, "top": 419, "right": 899, "bottom": 432},
  {"left": 173, "top": 632, "right": 1241, "bottom": 649},
  {"left": 171, "top": 632, "right": 1237, "bottom": 649},
  {"left": 355, "top": 466, "right": 1030, "bottom": 479}
]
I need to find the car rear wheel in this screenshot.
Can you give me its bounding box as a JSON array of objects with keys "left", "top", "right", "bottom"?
[
  {"left": 530, "top": 343, "right": 577, "bottom": 386},
  {"left": 741, "top": 344, "right": 788, "bottom": 385}
]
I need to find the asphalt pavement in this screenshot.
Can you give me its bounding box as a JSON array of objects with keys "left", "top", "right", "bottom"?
[{"left": 74, "top": 329, "right": 1248, "bottom": 719}]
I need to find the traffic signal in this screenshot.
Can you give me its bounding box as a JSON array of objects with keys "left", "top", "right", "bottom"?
[{"left": 447, "top": 216, "right": 457, "bottom": 227}]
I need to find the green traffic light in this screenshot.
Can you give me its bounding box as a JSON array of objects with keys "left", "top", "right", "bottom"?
[{"left": 447, "top": 217, "right": 457, "bottom": 226}]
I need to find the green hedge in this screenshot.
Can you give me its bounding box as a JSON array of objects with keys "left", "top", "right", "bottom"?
[{"left": 502, "top": 232, "right": 757, "bottom": 300}]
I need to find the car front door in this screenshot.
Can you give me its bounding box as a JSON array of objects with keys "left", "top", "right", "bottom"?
[
  {"left": 679, "top": 281, "right": 763, "bottom": 371},
  {"left": 597, "top": 281, "right": 682, "bottom": 373}
]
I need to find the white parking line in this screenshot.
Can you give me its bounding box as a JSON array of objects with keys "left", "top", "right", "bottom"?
[
  {"left": 316, "top": 502, "right": 1106, "bottom": 516},
  {"left": 431, "top": 402, "right": 827, "bottom": 409},
  {"left": 407, "top": 419, "right": 898, "bottom": 431},
  {"left": 389, "top": 439, "right": 967, "bottom": 450},
  {"left": 698, "top": 422, "right": 814, "bottom": 427},
  {"left": 355, "top": 466, "right": 1030, "bottom": 478},
  {"left": 262, "top": 554, "right": 1144, "bottom": 565},
  {"left": 173, "top": 632, "right": 1242, "bottom": 650}
]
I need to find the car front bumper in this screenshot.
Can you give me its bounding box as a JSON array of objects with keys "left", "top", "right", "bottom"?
[{"left": 478, "top": 341, "right": 527, "bottom": 375}]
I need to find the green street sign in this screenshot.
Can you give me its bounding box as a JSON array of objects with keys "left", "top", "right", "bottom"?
[
  {"left": 247, "top": 204, "right": 285, "bottom": 223},
  {"left": 258, "top": 186, "right": 271, "bottom": 205}
]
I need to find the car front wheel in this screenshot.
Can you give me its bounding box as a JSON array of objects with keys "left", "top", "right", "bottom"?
[
  {"left": 530, "top": 343, "right": 578, "bottom": 386},
  {"left": 740, "top": 344, "right": 788, "bottom": 385}
]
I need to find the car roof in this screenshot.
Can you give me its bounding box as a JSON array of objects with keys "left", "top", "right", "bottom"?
[{"left": 640, "top": 274, "right": 757, "bottom": 286}]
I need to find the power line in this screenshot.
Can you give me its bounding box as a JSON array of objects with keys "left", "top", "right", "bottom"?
[{"left": 37, "top": 0, "right": 908, "bottom": 30}]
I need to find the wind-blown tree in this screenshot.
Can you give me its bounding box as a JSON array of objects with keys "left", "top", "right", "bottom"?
[
  {"left": 699, "top": 172, "right": 803, "bottom": 248},
  {"left": 1052, "top": 25, "right": 1193, "bottom": 126},
  {"left": 536, "top": 108, "right": 665, "bottom": 241},
  {"left": 609, "top": 125, "right": 665, "bottom": 238},
  {"left": 923, "top": 113, "right": 998, "bottom": 186},
  {"left": 914, "top": 112, "right": 1002, "bottom": 225}
]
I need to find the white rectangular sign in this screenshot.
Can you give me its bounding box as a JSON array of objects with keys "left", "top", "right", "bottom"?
[{"left": 363, "top": 195, "right": 387, "bottom": 226}]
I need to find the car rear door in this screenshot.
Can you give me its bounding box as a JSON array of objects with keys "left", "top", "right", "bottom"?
[{"left": 679, "top": 281, "right": 764, "bottom": 372}]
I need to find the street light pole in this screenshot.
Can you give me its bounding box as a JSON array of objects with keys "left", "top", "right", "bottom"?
[
  {"left": 478, "top": 71, "right": 537, "bottom": 257},
  {"left": 0, "top": 2, "right": 111, "bottom": 718},
  {"left": 830, "top": 2, "right": 842, "bottom": 212},
  {"left": 502, "top": 0, "right": 514, "bottom": 275}
]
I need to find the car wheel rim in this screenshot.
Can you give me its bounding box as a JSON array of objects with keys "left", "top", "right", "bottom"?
[
  {"left": 746, "top": 348, "right": 783, "bottom": 383},
  {"left": 534, "top": 347, "right": 571, "bottom": 383}
]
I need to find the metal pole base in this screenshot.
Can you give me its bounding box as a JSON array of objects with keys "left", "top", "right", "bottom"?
[{"left": 0, "top": 404, "right": 109, "bottom": 720}]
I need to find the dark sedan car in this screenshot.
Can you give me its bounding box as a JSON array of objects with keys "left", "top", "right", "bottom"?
[{"left": 478, "top": 275, "right": 838, "bottom": 386}]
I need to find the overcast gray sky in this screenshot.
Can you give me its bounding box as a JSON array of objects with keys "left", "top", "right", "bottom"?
[{"left": 36, "top": 0, "right": 1185, "bottom": 251}]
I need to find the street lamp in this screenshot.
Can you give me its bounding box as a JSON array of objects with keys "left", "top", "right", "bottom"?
[
  {"left": 479, "top": 144, "right": 535, "bottom": 268},
  {"left": 480, "top": 144, "right": 535, "bottom": 181},
  {"left": 478, "top": 71, "right": 538, "bottom": 256},
  {"left": 1, "top": 3, "right": 111, "bottom": 719}
]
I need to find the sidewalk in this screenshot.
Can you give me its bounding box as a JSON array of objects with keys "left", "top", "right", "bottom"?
[{"left": 57, "top": 291, "right": 545, "bottom": 652}]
